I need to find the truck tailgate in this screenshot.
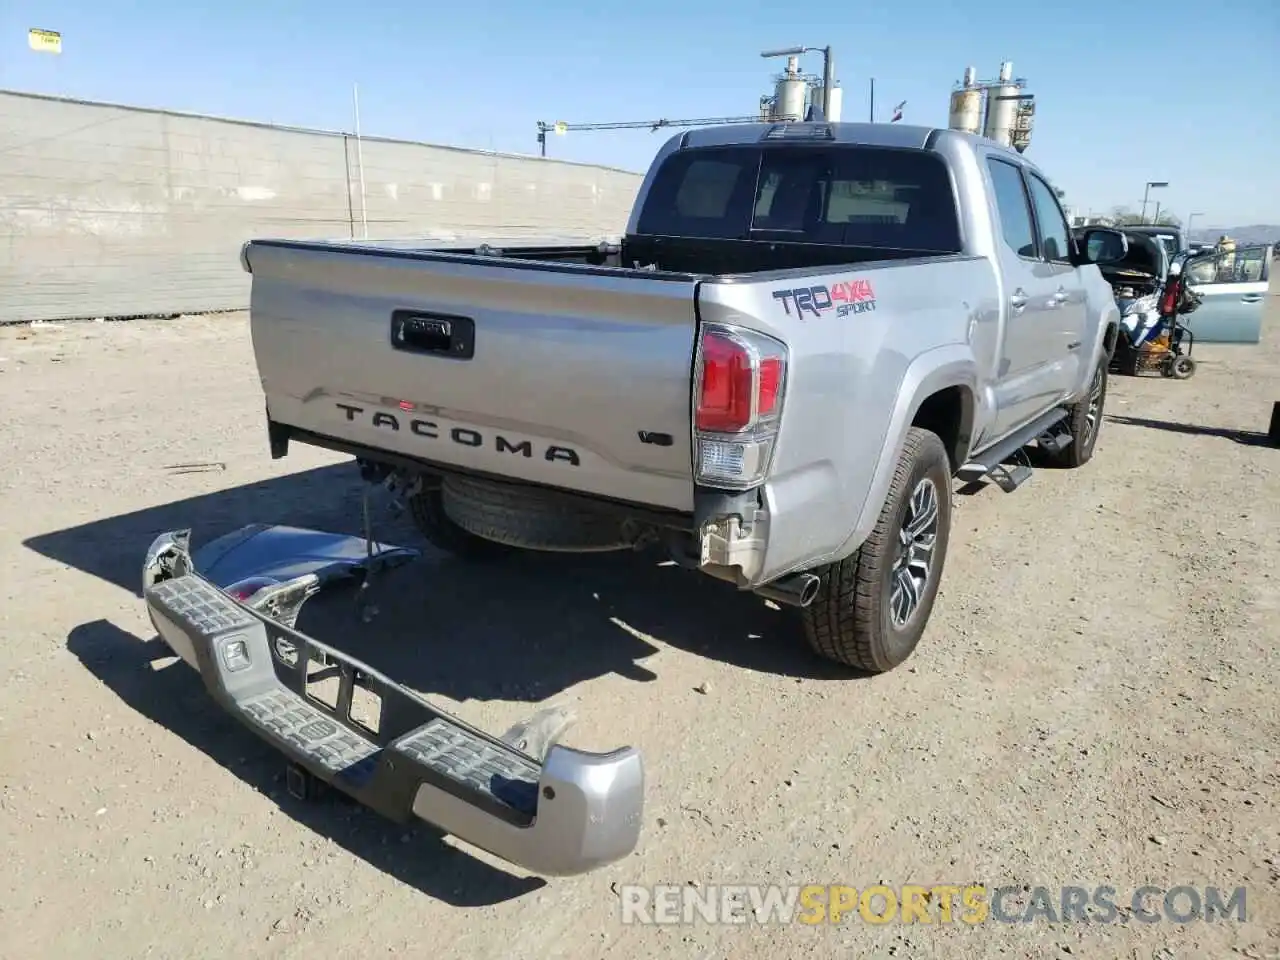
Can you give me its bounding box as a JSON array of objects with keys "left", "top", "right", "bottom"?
[{"left": 244, "top": 241, "right": 700, "bottom": 511}]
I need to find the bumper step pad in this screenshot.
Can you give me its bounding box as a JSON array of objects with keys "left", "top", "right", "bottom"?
[{"left": 144, "top": 571, "right": 642, "bottom": 876}]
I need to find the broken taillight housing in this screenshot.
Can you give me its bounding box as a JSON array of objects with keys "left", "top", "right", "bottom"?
[
  {"left": 1158, "top": 273, "right": 1182, "bottom": 317},
  {"left": 223, "top": 577, "right": 280, "bottom": 603},
  {"left": 693, "top": 323, "right": 788, "bottom": 489}
]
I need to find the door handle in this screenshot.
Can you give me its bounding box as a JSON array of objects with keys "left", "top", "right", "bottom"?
[
  {"left": 1050, "top": 288, "right": 1070, "bottom": 305},
  {"left": 1241, "top": 294, "right": 1264, "bottom": 303},
  {"left": 1010, "top": 290, "right": 1029, "bottom": 311}
]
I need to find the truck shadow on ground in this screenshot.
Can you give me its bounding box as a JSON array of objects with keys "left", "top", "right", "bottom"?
[
  {"left": 48, "top": 462, "right": 852, "bottom": 900},
  {"left": 29, "top": 461, "right": 848, "bottom": 701},
  {"left": 66, "top": 619, "right": 545, "bottom": 907},
  {"left": 1105, "top": 413, "right": 1276, "bottom": 448}
]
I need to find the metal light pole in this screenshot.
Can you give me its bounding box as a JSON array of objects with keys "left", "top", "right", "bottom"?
[
  {"left": 1186, "top": 211, "right": 1205, "bottom": 240},
  {"left": 1140, "top": 181, "right": 1168, "bottom": 224},
  {"left": 761, "top": 45, "right": 834, "bottom": 117},
  {"left": 353, "top": 84, "right": 369, "bottom": 239}
]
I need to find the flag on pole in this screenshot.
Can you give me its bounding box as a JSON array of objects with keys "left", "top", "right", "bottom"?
[
  {"left": 28, "top": 28, "right": 62, "bottom": 54},
  {"left": 890, "top": 100, "right": 906, "bottom": 123}
]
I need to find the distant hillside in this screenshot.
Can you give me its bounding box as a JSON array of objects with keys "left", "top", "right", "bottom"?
[{"left": 1189, "top": 224, "right": 1280, "bottom": 245}]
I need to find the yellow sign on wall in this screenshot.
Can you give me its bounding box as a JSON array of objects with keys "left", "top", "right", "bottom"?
[{"left": 28, "top": 28, "right": 62, "bottom": 54}]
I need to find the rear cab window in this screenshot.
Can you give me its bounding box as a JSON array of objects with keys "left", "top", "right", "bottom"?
[{"left": 635, "top": 144, "right": 962, "bottom": 253}]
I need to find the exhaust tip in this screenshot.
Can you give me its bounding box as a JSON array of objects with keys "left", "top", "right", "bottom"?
[{"left": 753, "top": 571, "right": 822, "bottom": 609}]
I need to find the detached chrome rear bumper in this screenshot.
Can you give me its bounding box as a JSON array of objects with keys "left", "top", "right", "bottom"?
[{"left": 141, "top": 530, "right": 644, "bottom": 877}]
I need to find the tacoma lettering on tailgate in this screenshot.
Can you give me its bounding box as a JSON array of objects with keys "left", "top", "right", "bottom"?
[
  {"left": 772, "top": 279, "right": 878, "bottom": 319},
  {"left": 335, "top": 403, "right": 581, "bottom": 466}
]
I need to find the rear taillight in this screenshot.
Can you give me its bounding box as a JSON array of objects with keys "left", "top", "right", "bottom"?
[
  {"left": 693, "top": 324, "right": 788, "bottom": 489},
  {"left": 1158, "top": 274, "right": 1182, "bottom": 317}
]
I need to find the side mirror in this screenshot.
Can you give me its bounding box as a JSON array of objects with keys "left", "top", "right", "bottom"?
[{"left": 1078, "top": 227, "right": 1128, "bottom": 265}]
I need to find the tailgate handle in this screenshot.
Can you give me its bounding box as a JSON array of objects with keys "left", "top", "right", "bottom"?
[{"left": 391, "top": 310, "right": 475, "bottom": 360}]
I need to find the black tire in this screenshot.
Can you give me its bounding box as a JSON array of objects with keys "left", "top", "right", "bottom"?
[
  {"left": 1111, "top": 331, "right": 1139, "bottom": 376},
  {"left": 408, "top": 484, "right": 513, "bottom": 561},
  {"left": 1169, "top": 355, "right": 1197, "bottom": 380},
  {"left": 1043, "top": 360, "right": 1107, "bottom": 468},
  {"left": 801, "top": 427, "right": 952, "bottom": 673}
]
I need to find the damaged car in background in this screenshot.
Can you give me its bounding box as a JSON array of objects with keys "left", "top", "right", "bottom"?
[{"left": 1082, "top": 227, "right": 1273, "bottom": 376}]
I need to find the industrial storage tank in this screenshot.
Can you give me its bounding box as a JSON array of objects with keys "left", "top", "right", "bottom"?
[
  {"left": 827, "top": 85, "right": 844, "bottom": 122},
  {"left": 770, "top": 55, "right": 808, "bottom": 121},
  {"left": 775, "top": 77, "right": 807, "bottom": 121},
  {"left": 982, "top": 61, "right": 1018, "bottom": 147},
  {"left": 948, "top": 88, "right": 982, "bottom": 135},
  {"left": 983, "top": 86, "right": 1018, "bottom": 146},
  {"left": 808, "top": 84, "right": 844, "bottom": 121}
]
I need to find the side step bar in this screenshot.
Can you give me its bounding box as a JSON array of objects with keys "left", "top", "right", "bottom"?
[
  {"left": 956, "top": 407, "right": 1072, "bottom": 487},
  {"left": 141, "top": 533, "right": 643, "bottom": 877}
]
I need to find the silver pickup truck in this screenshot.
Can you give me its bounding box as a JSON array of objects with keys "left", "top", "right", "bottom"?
[
  {"left": 143, "top": 121, "right": 1130, "bottom": 878},
  {"left": 244, "top": 121, "right": 1127, "bottom": 671}
]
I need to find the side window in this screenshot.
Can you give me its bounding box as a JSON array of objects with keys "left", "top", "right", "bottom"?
[
  {"left": 1026, "top": 174, "right": 1073, "bottom": 264},
  {"left": 1189, "top": 246, "right": 1266, "bottom": 284},
  {"left": 1185, "top": 255, "right": 1218, "bottom": 284},
  {"left": 986, "top": 158, "right": 1036, "bottom": 258}
]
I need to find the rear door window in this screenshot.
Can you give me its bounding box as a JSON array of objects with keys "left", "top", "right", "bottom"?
[
  {"left": 986, "top": 158, "right": 1036, "bottom": 259},
  {"left": 1025, "top": 173, "right": 1073, "bottom": 264}
]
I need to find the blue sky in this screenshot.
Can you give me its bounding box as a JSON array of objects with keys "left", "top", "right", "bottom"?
[{"left": 2, "top": 0, "right": 1277, "bottom": 227}]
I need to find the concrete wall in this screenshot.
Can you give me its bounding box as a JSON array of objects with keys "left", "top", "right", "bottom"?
[{"left": 0, "top": 90, "right": 644, "bottom": 323}]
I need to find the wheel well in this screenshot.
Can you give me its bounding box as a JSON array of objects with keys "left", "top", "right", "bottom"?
[
  {"left": 1103, "top": 322, "right": 1120, "bottom": 357},
  {"left": 911, "top": 386, "right": 975, "bottom": 472}
]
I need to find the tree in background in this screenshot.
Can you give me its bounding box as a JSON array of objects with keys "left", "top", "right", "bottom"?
[{"left": 1108, "top": 205, "right": 1182, "bottom": 227}]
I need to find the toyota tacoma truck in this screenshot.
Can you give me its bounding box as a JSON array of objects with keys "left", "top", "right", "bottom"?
[
  {"left": 243, "top": 120, "right": 1126, "bottom": 671},
  {"left": 142, "top": 121, "right": 1127, "bottom": 878}
]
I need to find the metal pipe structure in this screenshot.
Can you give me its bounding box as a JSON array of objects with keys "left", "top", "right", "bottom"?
[
  {"left": 352, "top": 83, "right": 368, "bottom": 239},
  {"left": 761, "top": 45, "right": 835, "bottom": 117},
  {"left": 1141, "top": 181, "right": 1169, "bottom": 224},
  {"left": 535, "top": 114, "right": 766, "bottom": 157},
  {"left": 820, "top": 46, "right": 834, "bottom": 118}
]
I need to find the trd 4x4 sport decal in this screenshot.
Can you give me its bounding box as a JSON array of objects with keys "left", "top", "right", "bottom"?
[{"left": 772, "top": 279, "right": 877, "bottom": 319}]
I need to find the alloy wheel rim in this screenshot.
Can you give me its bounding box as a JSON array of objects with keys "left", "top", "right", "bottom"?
[
  {"left": 890, "top": 478, "right": 940, "bottom": 627},
  {"left": 1083, "top": 367, "right": 1104, "bottom": 447}
]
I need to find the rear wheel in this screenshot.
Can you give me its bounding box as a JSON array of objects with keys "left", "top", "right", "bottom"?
[
  {"left": 1169, "top": 355, "right": 1197, "bottom": 380},
  {"left": 1043, "top": 360, "right": 1107, "bottom": 468},
  {"left": 408, "top": 484, "right": 513, "bottom": 561},
  {"left": 801, "top": 427, "right": 952, "bottom": 673}
]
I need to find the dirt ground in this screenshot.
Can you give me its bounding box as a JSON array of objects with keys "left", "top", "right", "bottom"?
[{"left": 1, "top": 290, "right": 1277, "bottom": 960}]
